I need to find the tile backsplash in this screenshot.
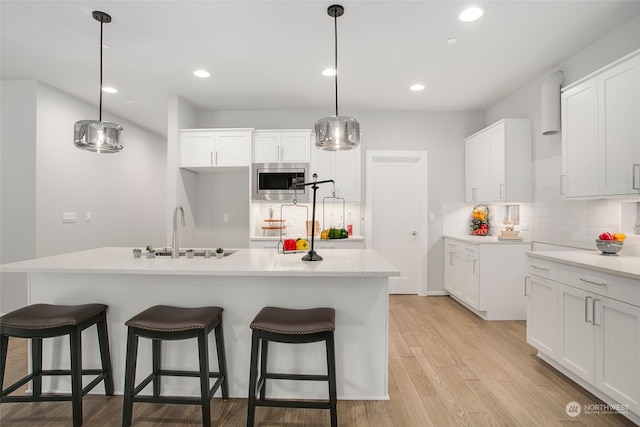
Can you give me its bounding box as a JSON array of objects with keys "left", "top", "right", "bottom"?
[{"left": 443, "top": 200, "right": 640, "bottom": 257}]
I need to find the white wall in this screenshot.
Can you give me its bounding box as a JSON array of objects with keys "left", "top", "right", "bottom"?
[
  {"left": 485, "top": 14, "right": 640, "bottom": 253},
  {"left": 0, "top": 81, "right": 37, "bottom": 313},
  {"left": 196, "top": 109, "right": 485, "bottom": 294},
  {"left": 0, "top": 81, "right": 167, "bottom": 314}
]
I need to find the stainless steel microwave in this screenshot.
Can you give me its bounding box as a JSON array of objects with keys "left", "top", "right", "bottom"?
[{"left": 252, "top": 163, "right": 309, "bottom": 201}]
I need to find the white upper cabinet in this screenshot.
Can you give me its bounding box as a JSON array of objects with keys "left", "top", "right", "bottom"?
[
  {"left": 179, "top": 129, "right": 252, "bottom": 171},
  {"left": 252, "top": 130, "right": 311, "bottom": 163},
  {"left": 310, "top": 144, "right": 361, "bottom": 203},
  {"left": 465, "top": 118, "right": 532, "bottom": 203},
  {"left": 561, "top": 50, "right": 640, "bottom": 198}
]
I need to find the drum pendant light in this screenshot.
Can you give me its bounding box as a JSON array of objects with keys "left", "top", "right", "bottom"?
[
  {"left": 74, "top": 11, "right": 124, "bottom": 153},
  {"left": 314, "top": 4, "right": 360, "bottom": 151}
]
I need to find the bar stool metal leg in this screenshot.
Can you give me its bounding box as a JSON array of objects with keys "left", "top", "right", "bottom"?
[
  {"left": 31, "top": 337, "right": 43, "bottom": 397},
  {"left": 152, "top": 339, "right": 161, "bottom": 397},
  {"left": 197, "top": 329, "right": 211, "bottom": 427},
  {"left": 247, "top": 330, "right": 260, "bottom": 427},
  {"left": 327, "top": 334, "right": 338, "bottom": 427},
  {"left": 70, "top": 328, "right": 83, "bottom": 427},
  {"left": 96, "top": 312, "right": 115, "bottom": 396},
  {"left": 122, "top": 328, "right": 139, "bottom": 427}
]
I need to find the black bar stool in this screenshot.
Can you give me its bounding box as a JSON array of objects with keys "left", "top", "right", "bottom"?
[
  {"left": 122, "top": 305, "right": 228, "bottom": 427},
  {"left": 0, "top": 303, "right": 114, "bottom": 427},
  {"left": 247, "top": 306, "right": 337, "bottom": 427}
]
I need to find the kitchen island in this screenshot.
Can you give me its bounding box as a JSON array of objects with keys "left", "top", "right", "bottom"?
[{"left": 1, "top": 247, "right": 399, "bottom": 400}]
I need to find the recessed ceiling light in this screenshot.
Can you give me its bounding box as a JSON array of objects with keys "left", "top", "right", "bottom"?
[
  {"left": 446, "top": 38, "right": 457, "bottom": 45},
  {"left": 322, "top": 68, "right": 337, "bottom": 76},
  {"left": 459, "top": 6, "right": 484, "bottom": 22},
  {"left": 193, "top": 70, "right": 210, "bottom": 78},
  {"left": 410, "top": 84, "right": 425, "bottom": 92},
  {"left": 102, "top": 86, "right": 118, "bottom": 94}
]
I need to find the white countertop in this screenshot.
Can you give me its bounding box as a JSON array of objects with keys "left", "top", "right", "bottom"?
[
  {"left": 526, "top": 250, "right": 640, "bottom": 280},
  {"left": 444, "top": 234, "right": 532, "bottom": 244},
  {"left": 0, "top": 247, "right": 399, "bottom": 278}
]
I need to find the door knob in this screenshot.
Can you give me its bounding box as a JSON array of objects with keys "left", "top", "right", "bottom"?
[{"left": 411, "top": 231, "right": 417, "bottom": 236}]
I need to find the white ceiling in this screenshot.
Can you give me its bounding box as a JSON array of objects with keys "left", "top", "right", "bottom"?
[{"left": 2, "top": 1, "right": 640, "bottom": 135}]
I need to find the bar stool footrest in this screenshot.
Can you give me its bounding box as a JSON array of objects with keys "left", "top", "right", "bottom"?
[
  {"left": 254, "top": 399, "right": 331, "bottom": 410},
  {"left": 132, "top": 372, "right": 225, "bottom": 402},
  {"left": 2, "top": 369, "right": 109, "bottom": 399}
]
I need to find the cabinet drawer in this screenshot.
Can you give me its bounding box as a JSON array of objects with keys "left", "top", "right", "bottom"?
[
  {"left": 527, "top": 257, "right": 558, "bottom": 280},
  {"left": 444, "top": 239, "right": 478, "bottom": 257},
  {"left": 558, "top": 263, "right": 640, "bottom": 307}
]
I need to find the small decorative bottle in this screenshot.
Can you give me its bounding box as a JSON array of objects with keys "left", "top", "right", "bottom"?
[{"left": 346, "top": 212, "right": 353, "bottom": 236}]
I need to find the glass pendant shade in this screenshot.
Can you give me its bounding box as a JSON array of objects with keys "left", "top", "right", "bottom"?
[
  {"left": 75, "top": 11, "right": 124, "bottom": 153},
  {"left": 314, "top": 115, "right": 360, "bottom": 151},
  {"left": 74, "top": 120, "right": 124, "bottom": 153},
  {"left": 314, "top": 4, "right": 360, "bottom": 151}
]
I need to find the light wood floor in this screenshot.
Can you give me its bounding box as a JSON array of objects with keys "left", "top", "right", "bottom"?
[{"left": 1, "top": 295, "right": 636, "bottom": 426}]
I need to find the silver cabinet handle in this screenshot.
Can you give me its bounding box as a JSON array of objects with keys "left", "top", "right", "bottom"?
[
  {"left": 530, "top": 264, "right": 549, "bottom": 271},
  {"left": 210, "top": 151, "right": 214, "bottom": 166},
  {"left": 449, "top": 252, "right": 454, "bottom": 265},
  {"left": 464, "top": 247, "right": 475, "bottom": 252},
  {"left": 585, "top": 296, "right": 593, "bottom": 323},
  {"left": 580, "top": 278, "right": 606, "bottom": 286},
  {"left": 524, "top": 276, "right": 529, "bottom": 296},
  {"left": 215, "top": 150, "right": 218, "bottom": 165},
  {"left": 593, "top": 298, "right": 600, "bottom": 326},
  {"left": 499, "top": 183, "right": 505, "bottom": 200},
  {"left": 472, "top": 259, "right": 478, "bottom": 275},
  {"left": 280, "top": 145, "right": 284, "bottom": 161},
  {"left": 561, "top": 175, "right": 566, "bottom": 195},
  {"left": 633, "top": 164, "right": 640, "bottom": 190},
  {"left": 472, "top": 187, "right": 477, "bottom": 201},
  {"left": 276, "top": 146, "right": 280, "bottom": 161}
]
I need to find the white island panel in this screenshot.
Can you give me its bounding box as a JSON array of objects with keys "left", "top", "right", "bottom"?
[{"left": 3, "top": 248, "right": 399, "bottom": 400}]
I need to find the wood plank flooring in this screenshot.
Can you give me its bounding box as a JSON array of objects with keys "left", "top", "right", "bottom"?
[{"left": 1, "top": 295, "right": 636, "bottom": 426}]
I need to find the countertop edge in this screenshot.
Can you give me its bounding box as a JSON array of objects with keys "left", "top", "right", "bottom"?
[{"left": 526, "top": 251, "right": 640, "bottom": 280}]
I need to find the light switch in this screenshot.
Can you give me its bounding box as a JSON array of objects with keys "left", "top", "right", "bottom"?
[
  {"left": 85, "top": 211, "right": 92, "bottom": 222},
  {"left": 62, "top": 212, "right": 77, "bottom": 223},
  {"left": 223, "top": 213, "right": 229, "bottom": 222},
  {"left": 428, "top": 212, "right": 436, "bottom": 222}
]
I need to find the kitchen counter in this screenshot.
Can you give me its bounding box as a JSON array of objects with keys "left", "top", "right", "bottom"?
[
  {"left": 526, "top": 250, "right": 640, "bottom": 280},
  {"left": 444, "top": 234, "right": 532, "bottom": 244},
  {"left": 0, "top": 246, "right": 392, "bottom": 277},
  {"left": 1, "top": 247, "right": 399, "bottom": 400}
]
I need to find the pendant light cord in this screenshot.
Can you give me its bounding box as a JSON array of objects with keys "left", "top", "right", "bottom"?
[
  {"left": 99, "top": 18, "right": 104, "bottom": 122},
  {"left": 334, "top": 12, "right": 339, "bottom": 117}
]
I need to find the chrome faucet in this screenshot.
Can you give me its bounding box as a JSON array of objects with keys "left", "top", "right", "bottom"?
[{"left": 172, "top": 206, "right": 185, "bottom": 258}]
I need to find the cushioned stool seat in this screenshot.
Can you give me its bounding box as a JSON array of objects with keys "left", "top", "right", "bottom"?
[
  {"left": 247, "top": 306, "right": 337, "bottom": 427},
  {"left": 0, "top": 303, "right": 114, "bottom": 427},
  {"left": 122, "top": 305, "right": 228, "bottom": 427}
]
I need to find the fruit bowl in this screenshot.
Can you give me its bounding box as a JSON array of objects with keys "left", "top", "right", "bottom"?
[{"left": 595, "top": 239, "right": 623, "bottom": 256}]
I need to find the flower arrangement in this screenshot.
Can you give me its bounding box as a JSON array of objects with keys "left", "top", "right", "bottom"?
[{"left": 470, "top": 205, "right": 489, "bottom": 236}]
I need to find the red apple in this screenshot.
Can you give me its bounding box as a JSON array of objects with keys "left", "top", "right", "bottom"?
[{"left": 598, "top": 232, "right": 614, "bottom": 240}]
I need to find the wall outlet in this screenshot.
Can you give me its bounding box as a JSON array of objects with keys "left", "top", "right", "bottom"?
[
  {"left": 62, "top": 212, "right": 77, "bottom": 223},
  {"left": 223, "top": 213, "right": 229, "bottom": 222},
  {"left": 85, "top": 211, "right": 92, "bottom": 222},
  {"left": 519, "top": 223, "right": 529, "bottom": 231}
]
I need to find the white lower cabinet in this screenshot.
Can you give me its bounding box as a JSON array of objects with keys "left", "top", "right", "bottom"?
[
  {"left": 526, "top": 272, "right": 558, "bottom": 358},
  {"left": 444, "top": 237, "right": 530, "bottom": 320},
  {"left": 526, "top": 254, "right": 640, "bottom": 421}
]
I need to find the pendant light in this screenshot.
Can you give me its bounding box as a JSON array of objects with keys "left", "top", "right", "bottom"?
[
  {"left": 314, "top": 4, "right": 360, "bottom": 151},
  {"left": 74, "top": 11, "right": 124, "bottom": 153}
]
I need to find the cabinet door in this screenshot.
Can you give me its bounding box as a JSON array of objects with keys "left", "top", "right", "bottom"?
[
  {"left": 253, "top": 132, "right": 280, "bottom": 163},
  {"left": 598, "top": 57, "right": 640, "bottom": 196},
  {"left": 595, "top": 296, "right": 640, "bottom": 413},
  {"left": 526, "top": 275, "right": 557, "bottom": 356},
  {"left": 334, "top": 146, "right": 361, "bottom": 202},
  {"left": 310, "top": 148, "right": 335, "bottom": 200},
  {"left": 561, "top": 78, "right": 599, "bottom": 197},
  {"left": 180, "top": 132, "right": 215, "bottom": 167},
  {"left": 464, "top": 255, "right": 480, "bottom": 309},
  {"left": 215, "top": 131, "right": 251, "bottom": 166},
  {"left": 281, "top": 132, "right": 311, "bottom": 162},
  {"left": 557, "top": 284, "right": 595, "bottom": 384},
  {"left": 444, "top": 249, "right": 455, "bottom": 294},
  {"left": 489, "top": 125, "right": 506, "bottom": 201},
  {"left": 451, "top": 251, "right": 466, "bottom": 299},
  {"left": 465, "top": 133, "right": 490, "bottom": 202}
]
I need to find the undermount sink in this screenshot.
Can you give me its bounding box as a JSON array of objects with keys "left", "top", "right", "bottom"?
[{"left": 154, "top": 249, "right": 237, "bottom": 258}]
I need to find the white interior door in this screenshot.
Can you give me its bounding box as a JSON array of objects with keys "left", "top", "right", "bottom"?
[{"left": 366, "top": 151, "right": 428, "bottom": 295}]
